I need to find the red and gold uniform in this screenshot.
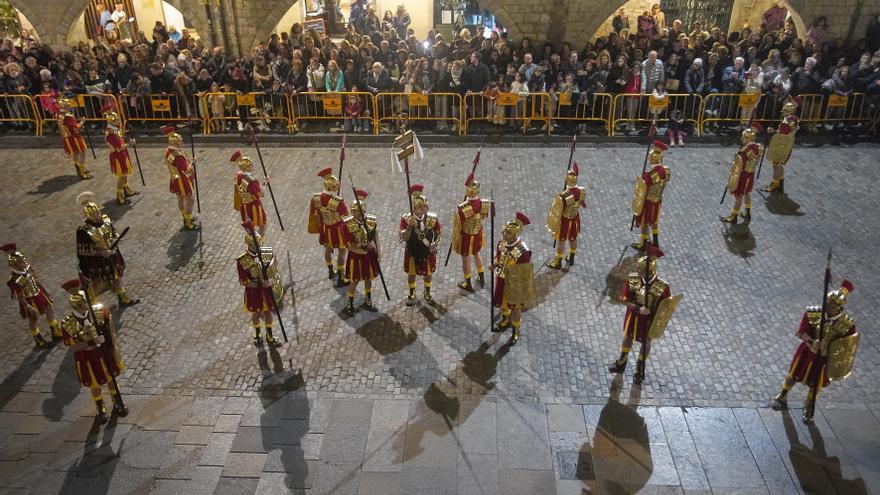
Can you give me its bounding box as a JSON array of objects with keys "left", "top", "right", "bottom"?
[
  {"left": 102, "top": 104, "right": 139, "bottom": 205},
  {"left": 547, "top": 162, "right": 586, "bottom": 269},
  {"left": 763, "top": 101, "right": 799, "bottom": 193},
  {"left": 452, "top": 172, "right": 491, "bottom": 291},
  {"left": 163, "top": 126, "right": 198, "bottom": 230},
  {"left": 400, "top": 184, "right": 442, "bottom": 306},
  {"left": 56, "top": 97, "right": 90, "bottom": 179},
  {"left": 3, "top": 243, "right": 60, "bottom": 347},
  {"left": 230, "top": 150, "right": 268, "bottom": 234},
  {"left": 236, "top": 225, "right": 283, "bottom": 347},
  {"left": 343, "top": 189, "right": 381, "bottom": 314},
  {"left": 491, "top": 212, "right": 534, "bottom": 345},
  {"left": 609, "top": 245, "right": 671, "bottom": 384},
  {"left": 75, "top": 192, "right": 138, "bottom": 306},
  {"left": 308, "top": 167, "right": 349, "bottom": 286},
  {"left": 771, "top": 280, "right": 858, "bottom": 424},
  {"left": 631, "top": 141, "right": 670, "bottom": 250},
  {"left": 59, "top": 278, "right": 128, "bottom": 424},
  {"left": 722, "top": 127, "right": 763, "bottom": 225}
]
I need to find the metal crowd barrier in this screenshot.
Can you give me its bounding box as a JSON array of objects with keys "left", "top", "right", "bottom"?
[
  {"left": 290, "top": 91, "right": 375, "bottom": 133},
  {"left": 1, "top": 95, "right": 41, "bottom": 135},
  {"left": 612, "top": 93, "right": 703, "bottom": 136},
  {"left": 704, "top": 92, "right": 878, "bottom": 132},
  {"left": 119, "top": 93, "right": 206, "bottom": 132},
  {"left": 203, "top": 92, "right": 291, "bottom": 134},
  {"left": 463, "top": 92, "right": 551, "bottom": 135},
  {"left": 552, "top": 92, "right": 613, "bottom": 135},
  {"left": 375, "top": 92, "right": 463, "bottom": 134}
]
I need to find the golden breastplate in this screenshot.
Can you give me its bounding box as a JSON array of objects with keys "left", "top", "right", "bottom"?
[
  {"left": 14, "top": 270, "right": 40, "bottom": 298},
  {"left": 319, "top": 196, "right": 343, "bottom": 225},
  {"left": 561, "top": 187, "right": 584, "bottom": 218},
  {"left": 627, "top": 276, "right": 667, "bottom": 311},
  {"left": 238, "top": 176, "right": 257, "bottom": 204},
  {"left": 645, "top": 168, "right": 669, "bottom": 202},
  {"left": 166, "top": 149, "right": 181, "bottom": 179},
  {"left": 495, "top": 244, "right": 523, "bottom": 279},
  {"left": 806, "top": 309, "right": 854, "bottom": 356},
  {"left": 62, "top": 311, "right": 103, "bottom": 344},
  {"left": 84, "top": 216, "right": 116, "bottom": 251}
]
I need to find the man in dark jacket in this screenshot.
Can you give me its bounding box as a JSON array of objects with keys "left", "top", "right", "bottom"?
[
  {"left": 148, "top": 63, "right": 175, "bottom": 94},
  {"left": 462, "top": 51, "right": 491, "bottom": 93}
]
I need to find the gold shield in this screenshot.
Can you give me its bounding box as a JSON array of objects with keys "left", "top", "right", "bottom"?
[
  {"left": 767, "top": 132, "right": 795, "bottom": 165},
  {"left": 503, "top": 262, "right": 534, "bottom": 306},
  {"left": 451, "top": 208, "right": 462, "bottom": 254},
  {"left": 307, "top": 197, "right": 320, "bottom": 234},
  {"left": 631, "top": 177, "right": 647, "bottom": 216},
  {"left": 826, "top": 332, "right": 859, "bottom": 381},
  {"left": 648, "top": 293, "right": 683, "bottom": 340},
  {"left": 264, "top": 254, "right": 285, "bottom": 303},
  {"left": 546, "top": 195, "right": 563, "bottom": 238},
  {"left": 728, "top": 156, "right": 743, "bottom": 193}
]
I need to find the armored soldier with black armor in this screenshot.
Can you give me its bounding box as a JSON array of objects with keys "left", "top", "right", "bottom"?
[
  {"left": 163, "top": 126, "right": 198, "bottom": 230},
  {"left": 308, "top": 167, "right": 350, "bottom": 287},
  {"left": 452, "top": 172, "right": 491, "bottom": 291},
  {"left": 492, "top": 212, "right": 534, "bottom": 345},
  {"left": 59, "top": 278, "right": 127, "bottom": 424},
  {"left": 762, "top": 101, "right": 799, "bottom": 193},
  {"left": 608, "top": 245, "right": 681, "bottom": 384},
  {"left": 3, "top": 243, "right": 60, "bottom": 347},
  {"left": 56, "top": 97, "right": 91, "bottom": 179},
  {"left": 770, "top": 280, "right": 858, "bottom": 425},
  {"left": 75, "top": 192, "right": 139, "bottom": 306},
  {"left": 631, "top": 141, "right": 671, "bottom": 250},
  {"left": 400, "top": 184, "right": 442, "bottom": 306},
  {"left": 722, "top": 126, "right": 763, "bottom": 224},
  {"left": 231, "top": 150, "right": 268, "bottom": 236},
  {"left": 102, "top": 103, "right": 139, "bottom": 205},
  {"left": 547, "top": 163, "right": 586, "bottom": 269},
  {"left": 236, "top": 224, "right": 284, "bottom": 347},
  {"left": 343, "top": 189, "right": 380, "bottom": 314}
]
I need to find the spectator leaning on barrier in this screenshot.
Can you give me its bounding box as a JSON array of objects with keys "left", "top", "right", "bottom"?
[{"left": 642, "top": 51, "right": 664, "bottom": 94}]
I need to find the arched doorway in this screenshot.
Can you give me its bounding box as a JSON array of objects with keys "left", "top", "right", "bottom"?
[
  {"left": 0, "top": 0, "right": 39, "bottom": 42},
  {"left": 65, "top": 0, "right": 196, "bottom": 46}
]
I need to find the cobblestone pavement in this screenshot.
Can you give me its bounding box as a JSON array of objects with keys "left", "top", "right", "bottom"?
[{"left": 0, "top": 142, "right": 879, "bottom": 493}]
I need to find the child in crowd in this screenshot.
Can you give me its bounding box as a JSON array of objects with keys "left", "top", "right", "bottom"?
[
  {"left": 344, "top": 92, "right": 363, "bottom": 132},
  {"left": 483, "top": 80, "right": 503, "bottom": 125},
  {"left": 208, "top": 82, "right": 227, "bottom": 132},
  {"left": 667, "top": 109, "right": 686, "bottom": 146},
  {"left": 649, "top": 81, "right": 668, "bottom": 123}
]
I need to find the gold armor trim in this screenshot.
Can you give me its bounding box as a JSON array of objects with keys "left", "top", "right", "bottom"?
[
  {"left": 728, "top": 153, "right": 744, "bottom": 193},
  {"left": 166, "top": 149, "right": 182, "bottom": 180},
  {"left": 631, "top": 177, "right": 648, "bottom": 216},
  {"left": 81, "top": 215, "right": 117, "bottom": 252},
  {"left": 13, "top": 270, "right": 40, "bottom": 298},
  {"left": 626, "top": 276, "right": 668, "bottom": 310},
  {"left": 236, "top": 175, "right": 257, "bottom": 207},
  {"left": 424, "top": 213, "right": 438, "bottom": 231},
  {"left": 344, "top": 214, "right": 378, "bottom": 255},
  {"left": 58, "top": 112, "right": 75, "bottom": 138},
  {"left": 648, "top": 293, "right": 683, "bottom": 340},
  {"left": 451, "top": 208, "right": 462, "bottom": 254},
  {"left": 546, "top": 194, "right": 564, "bottom": 237},
  {"left": 767, "top": 132, "right": 795, "bottom": 166},
  {"left": 645, "top": 167, "right": 670, "bottom": 202},
  {"left": 562, "top": 187, "right": 584, "bottom": 218},
  {"left": 318, "top": 195, "right": 344, "bottom": 225},
  {"left": 826, "top": 332, "right": 859, "bottom": 381},
  {"left": 238, "top": 248, "right": 284, "bottom": 302},
  {"left": 503, "top": 262, "right": 534, "bottom": 306}
]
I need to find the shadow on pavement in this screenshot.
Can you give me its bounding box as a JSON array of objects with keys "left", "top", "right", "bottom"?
[
  {"left": 27, "top": 174, "right": 81, "bottom": 197},
  {"left": 258, "top": 360, "right": 309, "bottom": 492},
  {"left": 765, "top": 192, "right": 804, "bottom": 216},
  {"left": 165, "top": 228, "right": 201, "bottom": 272},
  {"left": 58, "top": 419, "right": 124, "bottom": 495},
  {"left": 355, "top": 314, "right": 417, "bottom": 356},
  {"left": 721, "top": 223, "right": 756, "bottom": 259},
  {"left": 42, "top": 352, "right": 79, "bottom": 421},
  {"left": 0, "top": 346, "right": 53, "bottom": 411}
]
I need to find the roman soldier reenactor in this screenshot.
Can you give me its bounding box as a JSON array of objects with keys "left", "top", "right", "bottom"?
[
  {"left": 102, "top": 103, "right": 139, "bottom": 205},
  {"left": 308, "top": 167, "right": 350, "bottom": 287},
  {"left": 400, "top": 184, "right": 441, "bottom": 306},
  {"left": 163, "top": 125, "right": 199, "bottom": 230},
  {"left": 631, "top": 141, "right": 671, "bottom": 250},
  {"left": 3, "top": 243, "right": 60, "bottom": 347},
  {"left": 770, "top": 280, "right": 858, "bottom": 424},
  {"left": 721, "top": 126, "right": 763, "bottom": 224},
  {"left": 343, "top": 189, "right": 380, "bottom": 314},
  {"left": 75, "top": 192, "right": 139, "bottom": 306},
  {"left": 546, "top": 162, "right": 586, "bottom": 269},
  {"left": 236, "top": 224, "right": 284, "bottom": 347},
  {"left": 762, "top": 101, "right": 799, "bottom": 193},
  {"left": 231, "top": 150, "right": 268, "bottom": 236},
  {"left": 57, "top": 97, "right": 91, "bottom": 179},
  {"left": 59, "top": 278, "right": 128, "bottom": 424},
  {"left": 491, "top": 212, "right": 534, "bottom": 345},
  {"left": 608, "top": 245, "right": 679, "bottom": 384},
  {"left": 452, "top": 172, "right": 491, "bottom": 291}
]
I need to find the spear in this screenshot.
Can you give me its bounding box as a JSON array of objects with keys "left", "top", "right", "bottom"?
[
  {"left": 444, "top": 148, "right": 481, "bottom": 266},
  {"left": 338, "top": 134, "right": 347, "bottom": 200},
  {"left": 186, "top": 120, "right": 201, "bottom": 214},
  {"left": 249, "top": 130, "right": 285, "bottom": 230},
  {"left": 489, "top": 190, "right": 495, "bottom": 328},
  {"left": 817, "top": 247, "right": 833, "bottom": 343},
  {"left": 630, "top": 139, "right": 655, "bottom": 231},
  {"left": 553, "top": 136, "right": 577, "bottom": 248},
  {"left": 82, "top": 286, "right": 124, "bottom": 409},
  {"left": 128, "top": 132, "right": 146, "bottom": 186},
  {"left": 348, "top": 173, "right": 390, "bottom": 300},
  {"left": 81, "top": 119, "right": 97, "bottom": 159}
]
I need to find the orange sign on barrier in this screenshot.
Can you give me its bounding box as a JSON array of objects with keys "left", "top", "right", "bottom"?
[
  {"left": 648, "top": 95, "right": 668, "bottom": 111},
  {"left": 827, "top": 95, "right": 849, "bottom": 107},
  {"left": 558, "top": 92, "right": 572, "bottom": 106},
  {"left": 408, "top": 94, "right": 429, "bottom": 106},
  {"left": 738, "top": 93, "right": 760, "bottom": 107},
  {"left": 323, "top": 94, "right": 343, "bottom": 112},
  {"left": 237, "top": 93, "right": 256, "bottom": 106},
  {"left": 498, "top": 93, "right": 519, "bottom": 106},
  {"left": 151, "top": 99, "right": 172, "bottom": 112}
]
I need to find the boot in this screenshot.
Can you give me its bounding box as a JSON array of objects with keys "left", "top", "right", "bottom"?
[
  {"left": 363, "top": 294, "right": 378, "bottom": 312},
  {"left": 492, "top": 316, "right": 511, "bottom": 333},
  {"left": 405, "top": 288, "right": 416, "bottom": 307},
  {"left": 111, "top": 393, "right": 129, "bottom": 417},
  {"left": 76, "top": 163, "right": 92, "bottom": 180},
  {"left": 344, "top": 296, "right": 357, "bottom": 315},
  {"left": 508, "top": 327, "right": 520, "bottom": 345},
  {"left": 252, "top": 327, "right": 263, "bottom": 347},
  {"left": 458, "top": 278, "right": 474, "bottom": 292},
  {"left": 607, "top": 353, "right": 628, "bottom": 373},
  {"left": 117, "top": 190, "right": 128, "bottom": 205},
  {"left": 123, "top": 185, "right": 140, "bottom": 197},
  {"left": 265, "top": 329, "right": 282, "bottom": 348},
  {"left": 33, "top": 333, "right": 48, "bottom": 348},
  {"left": 423, "top": 287, "right": 436, "bottom": 306},
  {"left": 631, "top": 238, "right": 647, "bottom": 251},
  {"left": 741, "top": 208, "right": 751, "bottom": 223},
  {"left": 50, "top": 322, "right": 62, "bottom": 340},
  {"left": 117, "top": 290, "right": 140, "bottom": 307},
  {"left": 776, "top": 178, "right": 785, "bottom": 193},
  {"left": 94, "top": 398, "right": 109, "bottom": 424},
  {"left": 652, "top": 233, "right": 659, "bottom": 248},
  {"left": 334, "top": 271, "right": 348, "bottom": 288},
  {"left": 567, "top": 252, "right": 575, "bottom": 266},
  {"left": 720, "top": 212, "right": 739, "bottom": 224},
  {"left": 183, "top": 215, "right": 200, "bottom": 231},
  {"left": 477, "top": 271, "right": 485, "bottom": 287},
  {"left": 548, "top": 256, "right": 563, "bottom": 270},
  {"left": 769, "top": 389, "right": 789, "bottom": 410},
  {"left": 327, "top": 265, "right": 336, "bottom": 280},
  {"left": 802, "top": 389, "right": 817, "bottom": 425},
  {"left": 633, "top": 359, "right": 646, "bottom": 384}
]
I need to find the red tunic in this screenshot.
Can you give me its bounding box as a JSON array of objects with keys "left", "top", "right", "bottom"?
[
  {"left": 166, "top": 149, "right": 195, "bottom": 196},
  {"left": 787, "top": 312, "right": 856, "bottom": 389},
  {"left": 557, "top": 187, "right": 583, "bottom": 241},
  {"left": 105, "top": 130, "right": 133, "bottom": 177},
  {"left": 456, "top": 198, "right": 485, "bottom": 256},
  {"left": 237, "top": 254, "right": 276, "bottom": 313},
  {"left": 400, "top": 214, "right": 441, "bottom": 276},
  {"left": 7, "top": 273, "right": 53, "bottom": 319},
  {"left": 635, "top": 166, "right": 667, "bottom": 227},
  {"left": 492, "top": 240, "right": 532, "bottom": 307},
  {"left": 621, "top": 278, "right": 671, "bottom": 342},
  {"left": 62, "top": 309, "right": 123, "bottom": 388},
  {"left": 343, "top": 223, "right": 379, "bottom": 283},
  {"left": 235, "top": 173, "right": 268, "bottom": 227},
  {"left": 314, "top": 193, "right": 348, "bottom": 249},
  {"left": 61, "top": 115, "right": 86, "bottom": 155}
]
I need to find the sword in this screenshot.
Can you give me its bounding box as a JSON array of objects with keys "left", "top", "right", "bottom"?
[{"left": 109, "top": 226, "right": 130, "bottom": 252}]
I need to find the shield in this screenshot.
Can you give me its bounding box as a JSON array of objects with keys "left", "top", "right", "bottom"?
[
  {"left": 307, "top": 197, "right": 320, "bottom": 234},
  {"left": 264, "top": 255, "right": 285, "bottom": 303},
  {"left": 767, "top": 132, "right": 795, "bottom": 165},
  {"left": 728, "top": 156, "right": 743, "bottom": 193},
  {"left": 451, "top": 208, "right": 462, "bottom": 254},
  {"left": 546, "top": 195, "right": 563, "bottom": 238},
  {"left": 826, "top": 332, "right": 859, "bottom": 381},
  {"left": 648, "top": 293, "right": 683, "bottom": 340},
  {"left": 631, "top": 177, "right": 647, "bottom": 216},
  {"left": 503, "top": 262, "right": 534, "bottom": 306}
]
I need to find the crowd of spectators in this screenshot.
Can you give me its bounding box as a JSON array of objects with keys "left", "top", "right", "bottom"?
[{"left": 1, "top": 2, "right": 880, "bottom": 135}]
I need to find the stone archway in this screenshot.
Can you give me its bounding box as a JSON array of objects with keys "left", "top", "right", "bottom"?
[{"left": 8, "top": 0, "right": 89, "bottom": 48}]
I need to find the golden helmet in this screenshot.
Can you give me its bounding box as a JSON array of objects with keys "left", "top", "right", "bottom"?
[
  {"left": 61, "top": 278, "right": 87, "bottom": 307},
  {"left": 162, "top": 125, "right": 183, "bottom": 147},
  {"left": 230, "top": 150, "right": 254, "bottom": 172},
  {"left": 465, "top": 172, "right": 480, "bottom": 197},
  {"left": 101, "top": 103, "right": 120, "bottom": 127},
  {"left": 741, "top": 127, "right": 757, "bottom": 144},
  {"left": 76, "top": 191, "right": 101, "bottom": 218},
  {"left": 648, "top": 140, "right": 668, "bottom": 164},
  {"left": 410, "top": 183, "right": 428, "bottom": 209},
  {"left": 503, "top": 211, "right": 531, "bottom": 237},
  {"left": 57, "top": 97, "right": 73, "bottom": 111},
  {"left": 1, "top": 243, "right": 25, "bottom": 268},
  {"left": 350, "top": 188, "right": 368, "bottom": 214},
  {"left": 782, "top": 101, "right": 798, "bottom": 116},
  {"left": 318, "top": 167, "right": 339, "bottom": 192},
  {"left": 565, "top": 162, "right": 580, "bottom": 187},
  {"left": 827, "top": 279, "right": 854, "bottom": 310},
  {"left": 242, "top": 222, "right": 263, "bottom": 252},
  {"left": 636, "top": 245, "right": 664, "bottom": 278}
]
